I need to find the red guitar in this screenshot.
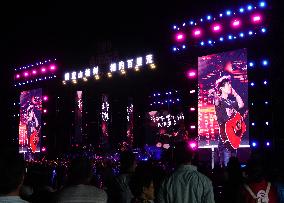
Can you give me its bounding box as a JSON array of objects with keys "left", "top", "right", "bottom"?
[
  {"left": 30, "top": 127, "right": 40, "bottom": 153},
  {"left": 220, "top": 110, "right": 248, "bottom": 149}
]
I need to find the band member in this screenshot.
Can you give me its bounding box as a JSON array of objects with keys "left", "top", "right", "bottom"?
[
  {"left": 26, "top": 105, "right": 39, "bottom": 152},
  {"left": 210, "top": 75, "right": 245, "bottom": 167}
]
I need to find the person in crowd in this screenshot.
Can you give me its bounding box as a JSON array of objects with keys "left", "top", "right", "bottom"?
[
  {"left": 0, "top": 151, "right": 30, "bottom": 203},
  {"left": 107, "top": 150, "right": 136, "bottom": 203},
  {"left": 156, "top": 141, "right": 215, "bottom": 203},
  {"left": 223, "top": 157, "right": 244, "bottom": 203},
  {"left": 129, "top": 162, "right": 155, "bottom": 203},
  {"left": 55, "top": 157, "right": 107, "bottom": 203},
  {"left": 242, "top": 159, "right": 278, "bottom": 203}
]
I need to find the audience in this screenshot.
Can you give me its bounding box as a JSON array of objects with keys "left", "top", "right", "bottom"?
[
  {"left": 0, "top": 151, "right": 29, "bottom": 203},
  {"left": 54, "top": 157, "right": 107, "bottom": 203},
  {"left": 156, "top": 141, "right": 215, "bottom": 203}
]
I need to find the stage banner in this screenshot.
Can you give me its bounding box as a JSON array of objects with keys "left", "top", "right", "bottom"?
[
  {"left": 101, "top": 94, "right": 110, "bottom": 148},
  {"left": 126, "top": 98, "right": 134, "bottom": 147},
  {"left": 19, "top": 88, "right": 42, "bottom": 153},
  {"left": 74, "top": 91, "right": 83, "bottom": 144},
  {"left": 198, "top": 48, "right": 249, "bottom": 148}
]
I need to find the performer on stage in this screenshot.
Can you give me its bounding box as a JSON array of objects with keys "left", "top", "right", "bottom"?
[
  {"left": 210, "top": 75, "right": 246, "bottom": 167},
  {"left": 26, "top": 104, "right": 39, "bottom": 153}
]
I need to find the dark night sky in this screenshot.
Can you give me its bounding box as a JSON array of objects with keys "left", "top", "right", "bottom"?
[{"left": 1, "top": 0, "right": 283, "bottom": 141}]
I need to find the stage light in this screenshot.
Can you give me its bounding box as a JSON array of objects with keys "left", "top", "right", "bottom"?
[
  {"left": 263, "top": 80, "right": 268, "bottom": 85},
  {"left": 259, "top": 1, "right": 266, "bottom": 8},
  {"left": 262, "top": 60, "right": 268, "bottom": 66},
  {"left": 43, "top": 109, "right": 47, "bottom": 113},
  {"left": 226, "top": 10, "right": 231, "bottom": 16},
  {"left": 249, "top": 62, "right": 254, "bottom": 67},
  {"left": 239, "top": 7, "right": 244, "bottom": 13},
  {"left": 265, "top": 101, "right": 268, "bottom": 105},
  {"left": 190, "top": 125, "right": 196, "bottom": 129},
  {"left": 187, "top": 70, "right": 197, "bottom": 79},
  {"left": 72, "top": 79, "right": 77, "bottom": 84},
  {"left": 62, "top": 81, "right": 66, "bottom": 85},
  {"left": 252, "top": 122, "right": 255, "bottom": 126},
  {"left": 182, "top": 23, "right": 186, "bottom": 26},
  {"left": 173, "top": 25, "right": 177, "bottom": 30},
  {"left": 232, "top": 19, "right": 241, "bottom": 28},
  {"left": 190, "top": 21, "right": 194, "bottom": 25},
  {"left": 212, "top": 23, "right": 222, "bottom": 32},
  {"left": 32, "top": 70, "right": 37, "bottom": 75},
  {"left": 250, "top": 82, "right": 255, "bottom": 86},
  {"left": 252, "top": 14, "right": 262, "bottom": 23},
  {"left": 200, "top": 18, "right": 203, "bottom": 22},
  {"left": 266, "top": 141, "right": 270, "bottom": 147},
  {"left": 228, "top": 35, "right": 233, "bottom": 40},
  {"left": 261, "top": 28, "right": 266, "bottom": 33},
  {"left": 190, "top": 107, "right": 195, "bottom": 111},
  {"left": 193, "top": 28, "right": 202, "bottom": 37},
  {"left": 41, "top": 67, "right": 46, "bottom": 73},
  {"left": 83, "top": 77, "right": 88, "bottom": 81},
  {"left": 50, "top": 65, "right": 56, "bottom": 70},
  {"left": 208, "top": 40, "right": 212, "bottom": 44},
  {"left": 219, "top": 37, "right": 224, "bottom": 41},
  {"left": 16, "top": 74, "right": 20, "bottom": 79},
  {"left": 41, "top": 147, "right": 46, "bottom": 152},
  {"left": 207, "top": 15, "right": 211, "bottom": 20},
  {"left": 173, "top": 47, "right": 177, "bottom": 52},
  {"left": 200, "top": 41, "right": 205, "bottom": 46},
  {"left": 95, "top": 75, "right": 100, "bottom": 80},
  {"left": 251, "top": 142, "right": 257, "bottom": 147},
  {"left": 239, "top": 32, "right": 244, "bottom": 37},
  {"left": 182, "top": 45, "right": 186, "bottom": 49},
  {"left": 175, "top": 32, "right": 186, "bottom": 42},
  {"left": 177, "top": 98, "right": 180, "bottom": 101},
  {"left": 219, "top": 13, "right": 223, "bottom": 17},
  {"left": 190, "top": 90, "right": 195, "bottom": 94},
  {"left": 24, "top": 72, "right": 29, "bottom": 77},
  {"left": 43, "top": 96, "right": 48, "bottom": 101},
  {"left": 265, "top": 121, "right": 269, "bottom": 126},
  {"left": 247, "top": 5, "right": 253, "bottom": 10},
  {"left": 248, "top": 31, "right": 253, "bottom": 35},
  {"left": 188, "top": 141, "right": 198, "bottom": 150}
]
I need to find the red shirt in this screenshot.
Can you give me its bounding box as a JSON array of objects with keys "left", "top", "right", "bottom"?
[{"left": 242, "top": 180, "right": 278, "bottom": 203}]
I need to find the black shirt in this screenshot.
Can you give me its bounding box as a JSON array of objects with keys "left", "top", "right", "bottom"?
[{"left": 215, "top": 97, "right": 239, "bottom": 126}]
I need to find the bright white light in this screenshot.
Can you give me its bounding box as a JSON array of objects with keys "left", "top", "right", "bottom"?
[
  {"left": 200, "top": 41, "right": 205, "bottom": 46},
  {"left": 78, "top": 71, "right": 83, "bottom": 79},
  {"left": 207, "top": 15, "right": 211, "bottom": 20},
  {"left": 239, "top": 8, "right": 244, "bottom": 13},
  {"left": 71, "top": 72, "right": 77, "bottom": 80},
  {"left": 262, "top": 60, "right": 268, "bottom": 66},
  {"left": 250, "top": 82, "right": 255, "bottom": 86},
  {"left": 65, "top": 73, "right": 70, "bottom": 81},
  {"left": 110, "top": 63, "right": 117, "bottom": 72},
  {"left": 239, "top": 33, "right": 244, "bottom": 37},
  {"left": 261, "top": 28, "right": 266, "bottom": 33},
  {"left": 247, "top": 5, "right": 253, "bottom": 10},
  {"left": 85, "top": 69, "right": 91, "bottom": 77},
  {"left": 145, "top": 54, "right": 153, "bottom": 64},
  {"left": 226, "top": 10, "right": 231, "bottom": 16},
  {"left": 127, "top": 59, "right": 134, "bottom": 68},
  {"left": 219, "top": 13, "right": 223, "bottom": 17},
  {"left": 260, "top": 1, "right": 266, "bottom": 7},
  {"left": 136, "top": 57, "right": 143, "bottom": 66},
  {"left": 228, "top": 35, "right": 233, "bottom": 40},
  {"left": 249, "top": 31, "right": 253, "bottom": 35},
  {"left": 249, "top": 62, "right": 254, "bottom": 67},
  {"left": 118, "top": 61, "right": 125, "bottom": 70},
  {"left": 263, "top": 80, "right": 268, "bottom": 85},
  {"left": 265, "top": 121, "right": 269, "bottom": 125}
]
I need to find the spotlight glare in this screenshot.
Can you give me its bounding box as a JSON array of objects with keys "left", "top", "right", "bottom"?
[
  {"left": 249, "top": 62, "right": 254, "bottom": 67},
  {"left": 262, "top": 60, "right": 268, "bottom": 66},
  {"left": 266, "top": 141, "right": 270, "bottom": 146},
  {"left": 259, "top": 1, "right": 266, "bottom": 7},
  {"left": 226, "top": 10, "right": 231, "bottom": 16},
  {"left": 219, "top": 37, "right": 224, "bottom": 41},
  {"left": 252, "top": 142, "right": 257, "bottom": 147},
  {"left": 250, "top": 82, "right": 255, "bottom": 86},
  {"left": 261, "top": 28, "right": 266, "bottom": 33},
  {"left": 239, "top": 7, "right": 244, "bottom": 13},
  {"left": 247, "top": 5, "right": 253, "bottom": 10}
]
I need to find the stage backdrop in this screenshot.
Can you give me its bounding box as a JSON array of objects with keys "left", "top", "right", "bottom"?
[
  {"left": 19, "top": 88, "right": 42, "bottom": 153},
  {"left": 198, "top": 48, "right": 249, "bottom": 148}
]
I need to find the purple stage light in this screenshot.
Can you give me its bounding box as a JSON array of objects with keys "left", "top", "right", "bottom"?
[
  {"left": 42, "top": 147, "right": 46, "bottom": 152},
  {"left": 24, "top": 72, "right": 29, "bottom": 77},
  {"left": 41, "top": 67, "right": 46, "bottom": 73},
  {"left": 193, "top": 28, "right": 202, "bottom": 37},
  {"left": 16, "top": 74, "right": 20, "bottom": 79},
  {"left": 252, "top": 14, "right": 262, "bottom": 23},
  {"left": 175, "top": 32, "right": 186, "bottom": 42},
  {"left": 50, "top": 64, "right": 56, "bottom": 70},
  {"left": 188, "top": 141, "right": 198, "bottom": 150},
  {"left": 187, "top": 70, "right": 197, "bottom": 78},
  {"left": 43, "top": 96, "right": 48, "bottom": 101},
  {"left": 232, "top": 19, "right": 241, "bottom": 28},
  {"left": 212, "top": 23, "right": 222, "bottom": 32}
]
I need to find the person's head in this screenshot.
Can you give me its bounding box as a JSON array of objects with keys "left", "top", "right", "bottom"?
[
  {"left": 0, "top": 152, "right": 25, "bottom": 195},
  {"left": 129, "top": 163, "right": 155, "bottom": 200},
  {"left": 68, "top": 157, "right": 93, "bottom": 185},
  {"left": 216, "top": 76, "right": 232, "bottom": 95},
  {"left": 173, "top": 141, "right": 195, "bottom": 166},
  {"left": 119, "top": 150, "right": 137, "bottom": 173}
]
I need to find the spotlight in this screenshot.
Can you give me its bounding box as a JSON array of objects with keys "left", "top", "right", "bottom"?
[
  {"left": 247, "top": 5, "right": 253, "bottom": 10},
  {"left": 265, "top": 121, "right": 269, "bottom": 126},
  {"left": 189, "top": 21, "right": 194, "bottom": 25},
  {"left": 252, "top": 14, "right": 262, "bottom": 23},
  {"left": 43, "top": 96, "right": 48, "bottom": 101},
  {"left": 24, "top": 72, "right": 29, "bottom": 77},
  {"left": 175, "top": 32, "right": 186, "bottom": 42},
  {"left": 200, "top": 41, "right": 205, "bottom": 46},
  {"left": 251, "top": 142, "right": 257, "bottom": 147},
  {"left": 232, "top": 19, "right": 241, "bottom": 28},
  {"left": 219, "top": 13, "right": 223, "bottom": 17},
  {"left": 212, "top": 23, "right": 222, "bottom": 32},
  {"left": 207, "top": 15, "right": 211, "bottom": 20},
  {"left": 228, "top": 35, "right": 233, "bottom": 40},
  {"left": 266, "top": 141, "right": 270, "bottom": 147},
  {"left": 219, "top": 37, "right": 224, "bottom": 41},
  {"left": 193, "top": 28, "right": 202, "bottom": 37},
  {"left": 187, "top": 70, "right": 197, "bottom": 79},
  {"left": 250, "top": 82, "right": 255, "bottom": 86},
  {"left": 262, "top": 60, "right": 268, "bottom": 66},
  {"left": 50, "top": 65, "right": 56, "bottom": 70},
  {"left": 173, "top": 47, "right": 177, "bottom": 52},
  {"left": 239, "top": 32, "right": 244, "bottom": 37},
  {"left": 239, "top": 7, "right": 244, "bottom": 13},
  {"left": 43, "top": 109, "right": 47, "bottom": 113},
  {"left": 41, "top": 67, "right": 46, "bottom": 73},
  {"left": 259, "top": 1, "right": 266, "bottom": 8},
  {"left": 188, "top": 141, "right": 198, "bottom": 150},
  {"left": 182, "top": 45, "right": 186, "bottom": 49},
  {"left": 226, "top": 10, "right": 231, "bottom": 16},
  {"left": 263, "top": 80, "right": 268, "bottom": 85},
  {"left": 265, "top": 101, "right": 268, "bottom": 105},
  {"left": 248, "top": 31, "right": 253, "bottom": 35},
  {"left": 261, "top": 28, "right": 266, "bottom": 33},
  {"left": 252, "top": 122, "right": 255, "bottom": 126},
  {"left": 16, "top": 74, "right": 20, "bottom": 79},
  {"left": 173, "top": 25, "right": 177, "bottom": 30},
  {"left": 249, "top": 62, "right": 254, "bottom": 67}
]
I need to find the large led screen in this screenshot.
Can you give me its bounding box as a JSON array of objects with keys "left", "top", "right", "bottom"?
[
  {"left": 198, "top": 48, "right": 249, "bottom": 149},
  {"left": 19, "top": 88, "right": 42, "bottom": 153}
]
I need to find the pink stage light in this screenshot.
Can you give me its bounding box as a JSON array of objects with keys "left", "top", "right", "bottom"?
[
  {"left": 193, "top": 28, "right": 202, "bottom": 37},
  {"left": 188, "top": 141, "right": 198, "bottom": 150},
  {"left": 50, "top": 64, "right": 56, "bottom": 70},
  {"left": 32, "top": 70, "right": 37, "bottom": 75},
  {"left": 16, "top": 74, "right": 20, "bottom": 79},
  {"left": 41, "top": 67, "right": 46, "bottom": 73},
  {"left": 175, "top": 32, "right": 186, "bottom": 42},
  {"left": 190, "top": 107, "right": 195, "bottom": 111},
  {"left": 24, "top": 72, "right": 29, "bottom": 77},
  {"left": 43, "top": 96, "right": 48, "bottom": 101},
  {"left": 187, "top": 70, "right": 197, "bottom": 79},
  {"left": 252, "top": 14, "right": 262, "bottom": 23},
  {"left": 41, "top": 147, "right": 46, "bottom": 152},
  {"left": 43, "top": 109, "right": 47, "bottom": 113},
  {"left": 212, "top": 23, "right": 222, "bottom": 32},
  {"left": 232, "top": 19, "right": 241, "bottom": 28}
]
